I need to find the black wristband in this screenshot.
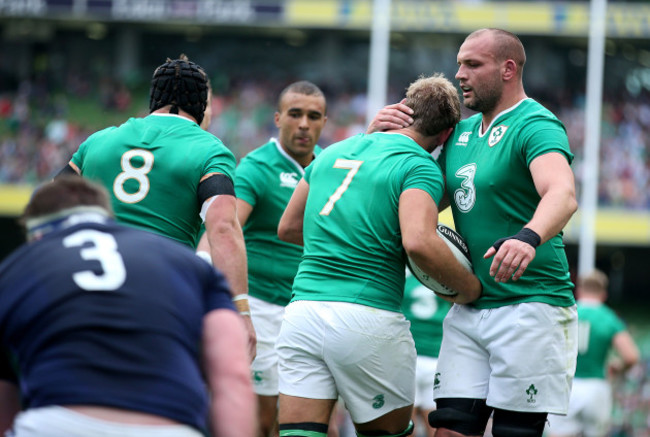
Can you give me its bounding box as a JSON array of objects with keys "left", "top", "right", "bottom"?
[{"left": 491, "top": 227, "right": 541, "bottom": 252}]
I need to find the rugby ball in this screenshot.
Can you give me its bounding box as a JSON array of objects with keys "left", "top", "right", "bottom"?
[{"left": 405, "top": 224, "right": 473, "bottom": 297}]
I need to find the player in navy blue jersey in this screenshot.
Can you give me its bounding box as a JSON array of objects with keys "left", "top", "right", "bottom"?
[{"left": 0, "top": 177, "right": 256, "bottom": 437}]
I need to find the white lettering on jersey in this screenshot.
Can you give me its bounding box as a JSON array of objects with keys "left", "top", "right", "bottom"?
[
  {"left": 455, "top": 131, "right": 472, "bottom": 146},
  {"left": 280, "top": 172, "right": 299, "bottom": 188}
]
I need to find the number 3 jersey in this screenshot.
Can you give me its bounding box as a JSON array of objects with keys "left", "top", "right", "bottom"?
[
  {"left": 439, "top": 98, "right": 575, "bottom": 309},
  {"left": 71, "top": 114, "right": 236, "bottom": 248},
  {"left": 293, "top": 132, "right": 445, "bottom": 313},
  {"left": 0, "top": 215, "right": 234, "bottom": 432}
]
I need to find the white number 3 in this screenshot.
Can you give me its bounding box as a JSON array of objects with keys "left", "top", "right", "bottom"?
[{"left": 63, "top": 230, "right": 127, "bottom": 291}]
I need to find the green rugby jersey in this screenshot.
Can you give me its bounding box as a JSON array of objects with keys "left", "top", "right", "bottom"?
[
  {"left": 292, "top": 132, "right": 445, "bottom": 313},
  {"left": 236, "top": 138, "right": 321, "bottom": 306},
  {"left": 72, "top": 114, "right": 236, "bottom": 248},
  {"left": 401, "top": 272, "right": 451, "bottom": 358},
  {"left": 439, "top": 99, "right": 575, "bottom": 309},
  {"left": 575, "top": 300, "right": 626, "bottom": 379}
]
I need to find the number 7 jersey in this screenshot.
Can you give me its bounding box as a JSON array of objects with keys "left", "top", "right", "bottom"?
[
  {"left": 293, "top": 132, "right": 445, "bottom": 313},
  {"left": 71, "top": 114, "right": 236, "bottom": 248},
  {"left": 439, "top": 98, "right": 575, "bottom": 309}
]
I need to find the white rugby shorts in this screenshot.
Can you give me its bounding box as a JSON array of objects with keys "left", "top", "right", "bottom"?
[
  {"left": 414, "top": 356, "right": 439, "bottom": 410},
  {"left": 545, "top": 378, "right": 613, "bottom": 437},
  {"left": 277, "top": 300, "right": 416, "bottom": 424},
  {"left": 433, "top": 302, "right": 578, "bottom": 415},
  {"left": 249, "top": 295, "right": 286, "bottom": 396},
  {"left": 9, "top": 406, "right": 202, "bottom": 437}
]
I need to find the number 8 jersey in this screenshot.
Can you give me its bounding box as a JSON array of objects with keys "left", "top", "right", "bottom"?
[{"left": 71, "top": 114, "right": 236, "bottom": 248}]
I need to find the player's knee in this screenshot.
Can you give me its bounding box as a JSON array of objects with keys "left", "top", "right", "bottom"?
[
  {"left": 279, "top": 422, "right": 328, "bottom": 437},
  {"left": 355, "top": 420, "right": 414, "bottom": 437},
  {"left": 491, "top": 409, "right": 547, "bottom": 437},
  {"left": 427, "top": 398, "right": 492, "bottom": 435}
]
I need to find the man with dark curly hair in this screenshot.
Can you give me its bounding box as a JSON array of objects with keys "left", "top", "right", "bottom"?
[{"left": 56, "top": 55, "right": 255, "bottom": 359}]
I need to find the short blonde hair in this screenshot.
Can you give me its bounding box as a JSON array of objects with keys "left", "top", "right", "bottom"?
[
  {"left": 404, "top": 73, "right": 461, "bottom": 137},
  {"left": 578, "top": 269, "right": 609, "bottom": 293}
]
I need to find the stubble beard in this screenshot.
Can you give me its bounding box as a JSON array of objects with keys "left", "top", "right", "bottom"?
[{"left": 463, "top": 80, "right": 502, "bottom": 115}]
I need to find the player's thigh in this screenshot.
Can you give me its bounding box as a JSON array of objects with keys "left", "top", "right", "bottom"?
[
  {"left": 322, "top": 302, "right": 416, "bottom": 425},
  {"left": 257, "top": 394, "right": 279, "bottom": 430},
  {"left": 277, "top": 301, "right": 337, "bottom": 400},
  {"left": 485, "top": 303, "right": 577, "bottom": 414},
  {"left": 278, "top": 394, "right": 336, "bottom": 425},
  {"left": 434, "top": 305, "right": 491, "bottom": 400},
  {"left": 249, "top": 296, "right": 285, "bottom": 396},
  {"left": 354, "top": 404, "right": 413, "bottom": 436}
]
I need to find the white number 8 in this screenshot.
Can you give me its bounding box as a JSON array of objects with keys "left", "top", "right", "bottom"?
[{"left": 113, "top": 149, "right": 154, "bottom": 203}]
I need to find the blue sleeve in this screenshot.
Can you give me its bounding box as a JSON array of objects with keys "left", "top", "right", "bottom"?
[{"left": 202, "top": 265, "right": 236, "bottom": 314}]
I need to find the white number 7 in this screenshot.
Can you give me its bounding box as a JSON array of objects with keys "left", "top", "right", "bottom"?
[{"left": 319, "top": 159, "right": 363, "bottom": 215}]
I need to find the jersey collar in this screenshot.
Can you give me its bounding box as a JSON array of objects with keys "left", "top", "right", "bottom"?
[
  {"left": 26, "top": 206, "right": 111, "bottom": 241},
  {"left": 478, "top": 98, "right": 532, "bottom": 137},
  {"left": 271, "top": 137, "right": 309, "bottom": 175}
]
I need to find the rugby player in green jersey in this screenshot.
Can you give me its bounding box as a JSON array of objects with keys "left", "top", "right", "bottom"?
[
  {"left": 276, "top": 73, "right": 481, "bottom": 437},
  {"left": 547, "top": 269, "right": 639, "bottom": 437},
  {"left": 369, "top": 28, "right": 579, "bottom": 437},
  {"left": 56, "top": 55, "right": 255, "bottom": 359},
  {"left": 227, "top": 81, "right": 330, "bottom": 437}
]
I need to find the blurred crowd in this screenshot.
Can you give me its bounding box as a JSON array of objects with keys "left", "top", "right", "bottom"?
[
  {"left": 609, "top": 327, "right": 650, "bottom": 437},
  {"left": 1, "top": 75, "right": 650, "bottom": 213}
]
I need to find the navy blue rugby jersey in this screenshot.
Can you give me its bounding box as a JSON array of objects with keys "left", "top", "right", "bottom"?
[{"left": 0, "top": 218, "right": 234, "bottom": 432}]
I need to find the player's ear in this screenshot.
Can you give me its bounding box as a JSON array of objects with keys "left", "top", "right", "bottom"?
[
  {"left": 274, "top": 111, "right": 281, "bottom": 128},
  {"left": 437, "top": 127, "right": 454, "bottom": 146},
  {"left": 502, "top": 59, "right": 517, "bottom": 81}
]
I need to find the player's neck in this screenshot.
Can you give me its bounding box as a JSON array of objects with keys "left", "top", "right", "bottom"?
[
  {"left": 151, "top": 107, "right": 198, "bottom": 124},
  {"left": 481, "top": 89, "right": 528, "bottom": 132},
  {"left": 390, "top": 128, "right": 436, "bottom": 152},
  {"left": 280, "top": 144, "right": 314, "bottom": 168}
]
